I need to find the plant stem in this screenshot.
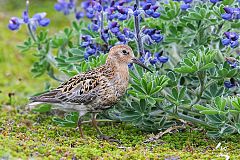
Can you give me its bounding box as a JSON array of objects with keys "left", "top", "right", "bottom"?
[
  {"left": 27, "top": 24, "right": 36, "bottom": 42},
  {"left": 192, "top": 72, "right": 205, "bottom": 105},
  {"left": 134, "top": 0, "right": 144, "bottom": 56},
  {"left": 81, "top": 119, "right": 117, "bottom": 124},
  {"left": 166, "top": 110, "right": 217, "bottom": 129}
]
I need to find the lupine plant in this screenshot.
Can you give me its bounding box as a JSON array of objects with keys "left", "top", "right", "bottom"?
[{"left": 9, "top": 0, "right": 240, "bottom": 138}]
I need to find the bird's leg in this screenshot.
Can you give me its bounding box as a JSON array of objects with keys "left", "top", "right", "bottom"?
[
  {"left": 91, "top": 113, "right": 120, "bottom": 143},
  {"left": 77, "top": 116, "right": 84, "bottom": 138},
  {"left": 91, "top": 113, "right": 103, "bottom": 135}
]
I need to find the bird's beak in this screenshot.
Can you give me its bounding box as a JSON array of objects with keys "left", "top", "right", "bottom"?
[{"left": 131, "top": 58, "right": 153, "bottom": 73}]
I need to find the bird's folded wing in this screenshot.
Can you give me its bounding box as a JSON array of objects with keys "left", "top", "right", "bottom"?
[{"left": 30, "top": 72, "right": 101, "bottom": 105}]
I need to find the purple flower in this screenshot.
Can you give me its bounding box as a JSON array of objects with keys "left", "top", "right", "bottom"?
[
  {"left": 224, "top": 81, "right": 235, "bottom": 88},
  {"left": 109, "top": 22, "right": 120, "bottom": 33},
  {"left": 149, "top": 57, "right": 157, "bottom": 65},
  {"left": 224, "top": 32, "right": 239, "bottom": 41},
  {"left": 226, "top": 58, "right": 238, "bottom": 68},
  {"left": 22, "top": 10, "right": 29, "bottom": 23},
  {"left": 222, "top": 32, "right": 239, "bottom": 48},
  {"left": 210, "top": 0, "right": 220, "bottom": 3},
  {"left": 146, "top": 9, "right": 155, "bottom": 16},
  {"left": 221, "top": 7, "right": 240, "bottom": 20},
  {"left": 81, "top": 35, "right": 92, "bottom": 47},
  {"left": 123, "top": 28, "right": 135, "bottom": 39},
  {"left": 93, "top": 1, "right": 102, "bottom": 12},
  {"left": 183, "top": 0, "right": 193, "bottom": 3},
  {"left": 75, "top": 12, "right": 84, "bottom": 20},
  {"left": 181, "top": 4, "right": 191, "bottom": 10},
  {"left": 118, "top": 14, "right": 128, "bottom": 21},
  {"left": 221, "top": 13, "right": 232, "bottom": 20},
  {"left": 8, "top": 10, "right": 50, "bottom": 31},
  {"left": 101, "top": 29, "right": 109, "bottom": 43},
  {"left": 221, "top": 39, "right": 231, "bottom": 46},
  {"left": 151, "top": 33, "right": 163, "bottom": 43},
  {"left": 143, "top": 28, "right": 164, "bottom": 43},
  {"left": 133, "top": 9, "right": 141, "bottom": 16},
  {"left": 54, "top": 0, "right": 75, "bottom": 15},
  {"left": 224, "top": 7, "right": 234, "bottom": 14},
  {"left": 152, "top": 12, "right": 160, "bottom": 18},
  {"left": 128, "top": 63, "right": 133, "bottom": 69},
  {"left": 38, "top": 18, "right": 50, "bottom": 27},
  {"left": 8, "top": 17, "right": 22, "bottom": 31},
  {"left": 158, "top": 56, "right": 169, "bottom": 63},
  {"left": 230, "top": 41, "right": 239, "bottom": 48},
  {"left": 31, "top": 13, "right": 50, "bottom": 28},
  {"left": 142, "top": 4, "right": 151, "bottom": 10},
  {"left": 116, "top": 32, "right": 126, "bottom": 42},
  {"left": 86, "top": 47, "right": 96, "bottom": 55}
]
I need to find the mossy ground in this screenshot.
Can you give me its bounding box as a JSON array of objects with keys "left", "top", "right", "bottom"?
[
  {"left": 1, "top": 111, "right": 240, "bottom": 159},
  {"left": 0, "top": 1, "right": 240, "bottom": 159}
]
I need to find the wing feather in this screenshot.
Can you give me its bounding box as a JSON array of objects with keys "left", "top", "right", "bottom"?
[{"left": 30, "top": 70, "right": 101, "bottom": 105}]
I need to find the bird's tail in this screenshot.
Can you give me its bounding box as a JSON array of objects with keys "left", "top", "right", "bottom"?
[{"left": 28, "top": 90, "right": 61, "bottom": 109}]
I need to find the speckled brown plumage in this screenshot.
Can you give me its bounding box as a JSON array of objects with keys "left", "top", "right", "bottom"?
[{"left": 29, "top": 44, "right": 151, "bottom": 139}]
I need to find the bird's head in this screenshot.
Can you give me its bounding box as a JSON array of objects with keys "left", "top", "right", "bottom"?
[{"left": 107, "top": 45, "right": 152, "bottom": 72}]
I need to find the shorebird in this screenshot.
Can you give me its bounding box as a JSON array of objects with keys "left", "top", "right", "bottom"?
[{"left": 29, "top": 44, "right": 152, "bottom": 140}]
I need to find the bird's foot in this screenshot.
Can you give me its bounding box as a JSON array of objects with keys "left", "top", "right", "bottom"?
[{"left": 98, "top": 134, "right": 121, "bottom": 143}]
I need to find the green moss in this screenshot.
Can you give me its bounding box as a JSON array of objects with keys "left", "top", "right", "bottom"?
[{"left": 0, "top": 111, "right": 240, "bottom": 159}]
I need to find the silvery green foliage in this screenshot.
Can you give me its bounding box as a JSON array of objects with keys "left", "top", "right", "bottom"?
[{"left": 14, "top": 0, "right": 240, "bottom": 137}]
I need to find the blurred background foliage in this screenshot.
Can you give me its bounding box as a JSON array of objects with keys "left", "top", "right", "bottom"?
[{"left": 0, "top": 0, "right": 69, "bottom": 107}]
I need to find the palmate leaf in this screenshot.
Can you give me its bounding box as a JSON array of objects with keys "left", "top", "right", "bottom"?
[
  {"left": 206, "top": 114, "right": 226, "bottom": 126},
  {"left": 214, "top": 97, "right": 226, "bottom": 111},
  {"left": 119, "top": 111, "right": 141, "bottom": 121},
  {"left": 232, "top": 98, "right": 240, "bottom": 111}
]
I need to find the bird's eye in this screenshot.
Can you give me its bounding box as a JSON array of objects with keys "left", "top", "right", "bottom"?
[{"left": 122, "top": 50, "right": 129, "bottom": 55}]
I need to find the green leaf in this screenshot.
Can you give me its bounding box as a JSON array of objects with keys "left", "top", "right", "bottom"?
[
  {"left": 141, "top": 78, "right": 148, "bottom": 94},
  {"left": 193, "top": 104, "right": 209, "bottom": 111},
  {"left": 178, "top": 87, "right": 186, "bottom": 100},
  {"left": 199, "top": 8, "right": 207, "bottom": 18},
  {"left": 209, "top": 83, "right": 217, "bottom": 97},
  {"left": 214, "top": 97, "right": 226, "bottom": 111},
  {"left": 189, "top": 12, "right": 203, "bottom": 20},
  {"left": 69, "top": 48, "right": 84, "bottom": 55},
  {"left": 131, "top": 84, "right": 146, "bottom": 94},
  {"left": 147, "top": 97, "right": 156, "bottom": 106},
  {"left": 232, "top": 98, "right": 240, "bottom": 111},
  {"left": 199, "top": 63, "right": 215, "bottom": 71},
  {"left": 174, "top": 66, "right": 197, "bottom": 73},
  {"left": 200, "top": 110, "right": 226, "bottom": 115},
  {"left": 222, "top": 0, "right": 234, "bottom": 5},
  {"left": 172, "top": 88, "right": 178, "bottom": 100},
  {"left": 72, "top": 21, "right": 80, "bottom": 31},
  {"left": 119, "top": 111, "right": 140, "bottom": 121},
  {"left": 186, "top": 23, "right": 195, "bottom": 30},
  {"left": 166, "top": 9, "right": 176, "bottom": 19},
  {"left": 146, "top": 81, "right": 153, "bottom": 94},
  {"left": 139, "top": 99, "right": 146, "bottom": 113},
  {"left": 32, "top": 104, "right": 51, "bottom": 113},
  {"left": 150, "top": 86, "right": 162, "bottom": 95}
]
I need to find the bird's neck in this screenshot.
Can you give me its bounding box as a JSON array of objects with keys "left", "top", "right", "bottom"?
[
  {"left": 105, "top": 60, "right": 129, "bottom": 78},
  {"left": 105, "top": 60, "right": 129, "bottom": 96}
]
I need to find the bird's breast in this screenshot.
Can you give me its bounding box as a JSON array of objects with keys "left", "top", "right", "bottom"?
[{"left": 112, "top": 71, "right": 129, "bottom": 97}]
